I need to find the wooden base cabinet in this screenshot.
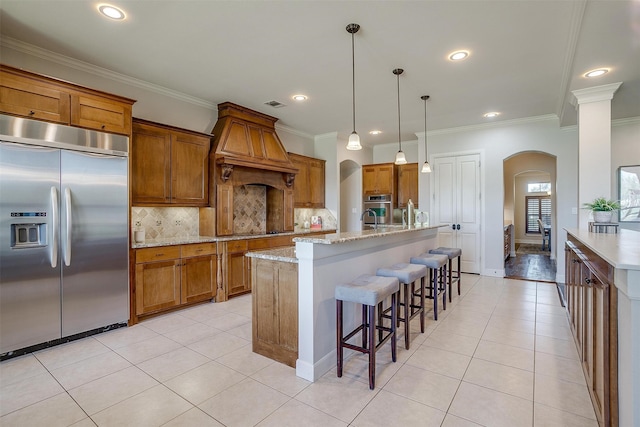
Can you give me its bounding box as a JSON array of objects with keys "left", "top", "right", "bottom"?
[
  {"left": 565, "top": 238, "right": 618, "bottom": 426},
  {"left": 252, "top": 258, "right": 298, "bottom": 367},
  {"left": 134, "top": 243, "right": 217, "bottom": 321}
]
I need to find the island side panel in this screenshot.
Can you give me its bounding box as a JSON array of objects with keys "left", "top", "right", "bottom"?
[{"left": 295, "top": 227, "right": 440, "bottom": 381}]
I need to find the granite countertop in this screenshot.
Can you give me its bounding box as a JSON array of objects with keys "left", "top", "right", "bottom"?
[
  {"left": 245, "top": 246, "right": 297, "bottom": 263},
  {"left": 565, "top": 228, "right": 640, "bottom": 270},
  {"left": 293, "top": 224, "right": 445, "bottom": 245},
  {"left": 132, "top": 228, "right": 336, "bottom": 249}
]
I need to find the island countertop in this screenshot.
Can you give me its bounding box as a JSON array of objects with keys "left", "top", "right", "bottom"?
[
  {"left": 292, "top": 224, "right": 445, "bottom": 245},
  {"left": 564, "top": 228, "right": 640, "bottom": 270},
  {"left": 245, "top": 246, "right": 297, "bottom": 263}
]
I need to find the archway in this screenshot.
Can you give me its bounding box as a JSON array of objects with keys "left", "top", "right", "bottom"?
[{"left": 503, "top": 151, "right": 557, "bottom": 282}]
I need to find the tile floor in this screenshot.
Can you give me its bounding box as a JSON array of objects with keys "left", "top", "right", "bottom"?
[{"left": 0, "top": 274, "right": 598, "bottom": 426}]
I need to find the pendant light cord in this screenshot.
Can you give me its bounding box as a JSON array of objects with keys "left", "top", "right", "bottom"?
[
  {"left": 424, "top": 96, "right": 428, "bottom": 156},
  {"left": 351, "top": 32, "right": 356, "bottom": 133},
  {"left": 396, "top": 71, "right": 402, "bottom": 151}
]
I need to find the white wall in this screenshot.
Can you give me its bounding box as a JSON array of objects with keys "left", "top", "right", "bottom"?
[{"left": 612, "top": 120, "right": 640, "bottom": 231}]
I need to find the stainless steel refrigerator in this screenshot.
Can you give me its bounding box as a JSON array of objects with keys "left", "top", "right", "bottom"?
[{"left": 0, "top": 114, "right": 129, "bottom": 357}]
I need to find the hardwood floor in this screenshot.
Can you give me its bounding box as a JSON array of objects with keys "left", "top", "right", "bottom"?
[{"left": 504, "top": 244, "right": 556, "bottom": 283}]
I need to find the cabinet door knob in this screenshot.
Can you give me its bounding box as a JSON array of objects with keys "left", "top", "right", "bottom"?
[{"left": 29, "top": 110, "right": 35, "bottom": 115}]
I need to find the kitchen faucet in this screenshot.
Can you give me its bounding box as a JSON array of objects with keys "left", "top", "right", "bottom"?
[{"left": 360, "top": 208, "right": 378, "bottom": 230}]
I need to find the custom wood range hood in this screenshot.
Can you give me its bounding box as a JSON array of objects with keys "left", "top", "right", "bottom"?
[{"left": 209, "top": 102, "right": 298, "bottom": 236}]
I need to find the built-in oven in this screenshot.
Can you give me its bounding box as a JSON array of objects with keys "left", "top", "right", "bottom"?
[{"left": 363, "top": 194, "right": 393, "bottom": 225}]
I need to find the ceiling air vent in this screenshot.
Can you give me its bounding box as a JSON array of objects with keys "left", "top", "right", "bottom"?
[{"left": 264, "top": 100, "right": 286, "bottom": 108}]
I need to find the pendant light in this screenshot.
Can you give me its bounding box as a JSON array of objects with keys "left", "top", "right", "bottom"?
[
  {"left": 421, "top": 95, "right": 432, "bottom": 173},
  {"left": 393, "top": 68, "right": 407, "bottom": 165},
  {"left": 346, "top": 23, "right": 362, "bottom": 150}
]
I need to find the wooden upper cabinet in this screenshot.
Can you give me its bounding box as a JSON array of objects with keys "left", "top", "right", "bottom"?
[
  {"left": 170, "top": 131, "right": 210, "bottom": 205},
  {"left": 0, "top": 69, "right": 70, "bottom": 124},
  {"left": 288, "top": 152, "right": 325, "bottom": 208},
  {"left": 132, "top": 119, "right": 211, "bottom": 206},
  {"left": 397, "top": 163, "right": 418, "bottom": 208},
  {"left": 70, "top": 92, "right": 132, "bottom": 135},
  {"left": 0, "top": 65, "right": 134, "bottom": 135},
  {"left": 363, "top": 163, "right": 395, "bottom": 195}
]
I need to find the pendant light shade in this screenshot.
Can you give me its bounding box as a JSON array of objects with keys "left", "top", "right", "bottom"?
[
  {"left": 421, "top": 95, "right": 431, "bottom": 173},
  {"left": 346, "top": 23, "right": 362, "bottom": 151},
  {"left": 393, "top": 68, "right": 407, "bottom": 165}
]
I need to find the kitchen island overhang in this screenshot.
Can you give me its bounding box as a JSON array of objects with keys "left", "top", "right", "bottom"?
[{"left": 292, "top": 224, "right": 444, "bottom": 382}]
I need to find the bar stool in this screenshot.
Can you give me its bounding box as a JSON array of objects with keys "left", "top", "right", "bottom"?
[
  {"left": 409, "top": 253, "right": 448, "bottom": 320},
  {"left": 376, "top": 263, "right": 427, "bottom": 350},
  {"left": 335, "top": 274, "right": 399, "bottom": 390},
  {"left": 429, "top": 247, "right": 462, "bottom": 303}
]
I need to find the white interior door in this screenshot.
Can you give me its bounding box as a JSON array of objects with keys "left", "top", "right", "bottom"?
[{"left": 433, "top": 154, "right": 481, "bottom": 273}]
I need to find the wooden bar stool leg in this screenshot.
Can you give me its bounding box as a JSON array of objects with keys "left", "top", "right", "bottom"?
[
  {"left": 362, "top": 304, "right": 368, "bottom": 350},
  {"left": 432, "top": 268, "right": 438, "bottom": 321},
  {"left": 457, "top": 255, "right": 461, "bottom": 295},
  {"left": 448, "top": 259, "right": 453, "bottom": 303},
  {"left": 419, "top": 276, "right": 425, "bottom": 333},
  {"left": 368, "top": 304, "right": 376, "bottom": 390},
  {"left": 391, "top": 292, "right": 397, "bottom": 363},
  {"left": 403, "top": 282, "right": 410, "bottom": 349}
]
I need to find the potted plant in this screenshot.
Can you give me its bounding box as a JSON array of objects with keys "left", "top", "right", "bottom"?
[{"left": 583, "top": 197, "right": 621, "bottom": 223}]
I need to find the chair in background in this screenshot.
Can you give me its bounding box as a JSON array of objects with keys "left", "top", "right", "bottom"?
[{"left": 537, "top": 218, "right": 551, "bottom": 251}]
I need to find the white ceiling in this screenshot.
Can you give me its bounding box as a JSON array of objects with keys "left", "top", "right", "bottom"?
[{"left": 1, "top": 1, "right": 639, "bottom": 146}]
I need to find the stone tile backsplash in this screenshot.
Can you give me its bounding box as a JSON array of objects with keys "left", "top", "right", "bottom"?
[
  {"left": 233, "top": 185, "right": 267, "bottom": 234},
  {"left": 294, "top": 208, "right": 337, "bottom": 230},
  {"left": 132, "top": 206, "right": 199, "bottom": 240}
]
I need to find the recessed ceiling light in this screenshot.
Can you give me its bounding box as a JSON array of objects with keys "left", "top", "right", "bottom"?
[
  {"left": 484, "top": 112, "right": 500, "bottom": 118},
  {"left": 448, "top": 50, "right": 469, "bottom": 61},
  {"left": 292, "top": 94, "right": 307, "bottom": 101},
  {"left": 584, "top": 68, "right": 609, "bottom": 78},
  {"left": 98, "top": 4, "right": 126, "bottom": 20},
  {"left": 369, "top": 130, "right": 382, "bottom": 135}
]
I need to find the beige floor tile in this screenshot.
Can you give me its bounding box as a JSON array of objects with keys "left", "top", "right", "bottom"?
[
  {"left": 68, "top": 366, "right": 157, "bottom": 415},
  {"left": 0, "top": 392, "right": 85, "bottom": 427},
  {"left": 0, "top": 354, "right": 48, "bottom": 386},
  {"left": 422, "top": 330, "right": 480, "bottom": 356},
  {"left": 488, "top": 315, "right": 536, "bottom": 334},
  {"left": 533, "top": 402, "right": 599, "bottom": 427},
  {"left": 535, "top": 322, "right": 573, "bottom": 341},
  {"left": 383, "top": 363, "right": 460, "bottom": 411},
  {"left": 162, "top": 407, "right": 224, "bottom": 427},
  {"left": 113, "top": 334, "right": 182, "bottom": 365},
  {"left": 535, "top": 311, "right": 569, "bottom": 326},
  {"left": 463, "top": 358, "right": 534, "bottom": 400},
  {"left": 535, "top": 335, "right": 579, "bottom": 360},
  {"left": 536, "top": 304, "right": 567, "bottom": 316},
  {"left": 256, "top": 398, "right": 346, "bottom": 427},
  {"left": 534, "top": 374, "right": 597, "bottom": 420},
  {"left": 353, "top": 389, "right": 446, "bottom": 427},
  {"left": 94, "top": 324, "right": 158, "bottom": 350},
  {"left": 434, "top": 317, "right": 488, "bottom": 338},
  {"left": 535, "top": 352, "right": 586, "bottom": 384},
  {"left": 51, "top": 351, "right": 131, "bottom": 390},
  {"left": 179, "top": 303, "right": 230, "bottom": 323},
  {"left": 474, "top": 340, "right": 535, "bottom": 371},
  {"left": 34, "top": 337, "right": 110, "bottom": 371},
  {"left": 140, "top": 312, "right": 198, "bottom": 334},
  {"left": 198, "top": 378, "right": 289, "bottom": 426},
  {"left": 500, "top": 293, "right": 537, "bottom": 304},
  {"left": 215, "top": 345, "right": 274, "bottom": 376},
  {"left": 137, "top": 347, "right": 210, "bottom": 383},
  {"left": 227, "top": 322, "right": 252, "bottom": 340},
  {"left": 164, "top": 360, "right": 245, "bottom": 405},
  {"left": 405, "top": 344, "right": 471, "bottom": 379},
  {"left": 187, "top": 332, "right": 249, "bottom": 360},
  {"left": 441, "top": 413, "right": 483, "bottom": 426},
  {"left": 294, "top": 374, "right": 378, "bottom": 423},
  {"left": 481, "top": 325, "right": 535, "bottom": 350},
  {"left": 0, "top": 371, "right": 64, "bottom": 416},
  {"left": 205, "top": 312, "right": 251, "bottom": 331},
  {"left": 449, "top": 382, "right": 533, "bottom": 427},
  {"left": 492, "top": 306, "right": 537, "bottom": 322},
  {"left": 251, "top": 362, "right": 310, "bottom": 397},
  {"left": 328, "top": 350, "right": 403, "bottom": 389},
  {"left": 91, "top": 384, "right": 192, "bottom": 426},
  {"left": 70, "top": 418, "right": 97, "bottom": 427},
  {"left": 162, "top": 322, "right": 223, "bottom": 346},
  {"left": 444, "top": 306, "right": 493, "bottom": 323}
]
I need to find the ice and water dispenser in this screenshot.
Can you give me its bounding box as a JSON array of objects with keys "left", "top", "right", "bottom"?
[{"left": 10, "top": 212, "right": 47, "bottom": 248}]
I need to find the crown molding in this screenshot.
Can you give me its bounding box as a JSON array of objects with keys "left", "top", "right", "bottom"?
[
  {"left": 274, "top": 123, "right": 313, "bottom": 140},
  {"left": 557, "top": 0, "right": 587, "bottom": 124},
  {"left": 425, "top": 114, "right": 559, "bottom": 136},
  {"left": 612, "top": 116, "right": 640, "bottom": 127},
  {"left": 1, "top": 36, "right": 217, "bottom": 109},
  {"left": 571, "top": 82, "right": 623, "bottom": 107}
]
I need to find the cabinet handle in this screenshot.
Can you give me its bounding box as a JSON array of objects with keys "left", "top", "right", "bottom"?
[
  {"left": 196, "top": 249, "right": 203, "bottom": 252},
  {"left": 585, "top": 278, "right": 591, "bottom": 284},
  {"left": 29, "top": 110, "right": 35, "bottom": 116},
  {"left": 101, "top": 124, "right": 106, "bottom": 129},
  {"left": 156, "top": 253, "right": 164, "bottom": 257}
]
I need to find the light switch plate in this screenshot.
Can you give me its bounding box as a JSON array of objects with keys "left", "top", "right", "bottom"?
[{"left": 571, "top": 207, "right": 578, "bottom": 214}]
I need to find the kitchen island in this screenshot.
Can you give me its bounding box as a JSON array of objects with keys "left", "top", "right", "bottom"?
[
  {"left": 564, "top": 228, "right": 640, "bottom": 427},
  {"left": 248, "top": 224, "right": 443, "bottom": 382}
]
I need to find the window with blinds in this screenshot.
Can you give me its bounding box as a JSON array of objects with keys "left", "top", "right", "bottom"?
[{"left": 526, "top": 196, "right": 551, "bottom": 233}]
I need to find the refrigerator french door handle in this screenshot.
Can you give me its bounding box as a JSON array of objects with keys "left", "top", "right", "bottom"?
[
  {"left": 50, "top": 186, "right": 58, "bottom": 268},
  {"left": 64, "top": 187, "right": 72, "bottom": 266}
]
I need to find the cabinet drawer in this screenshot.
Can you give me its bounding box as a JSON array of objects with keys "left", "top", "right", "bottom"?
[
  {"left": 182, "top": 242, "right": 217, "bottom": 258},
  {"left": 136, "top": 246, "right": 181, "bottom": 263},
  {"left": 225, "top": 240, "right": 248, "bottom": 253}
]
